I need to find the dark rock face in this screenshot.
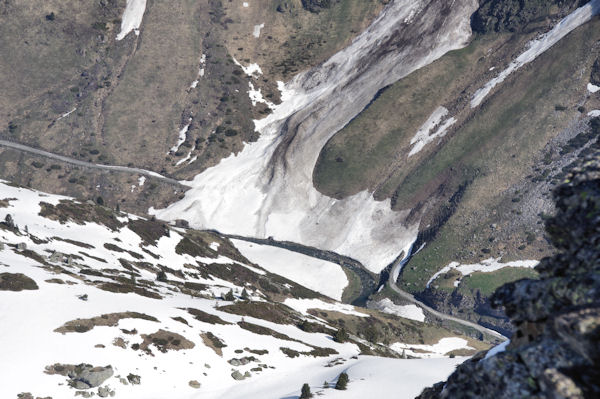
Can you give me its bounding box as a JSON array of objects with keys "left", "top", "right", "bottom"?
[
  {"left": 591, "top": 58, "right": 600, "bottom": 86},
  {"left": 417, "top": 150, "right": 600, "bottom": 399},
  {"left": 471, "top": 0, "right": 583, "bottom": 33}
]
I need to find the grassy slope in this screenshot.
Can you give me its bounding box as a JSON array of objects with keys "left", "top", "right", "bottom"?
[
  {"left": 401, "top": 19, "right": 600, "bottom": 294},
  {"left": 312, "top": 14, "right": 599, "bottom": 301}
]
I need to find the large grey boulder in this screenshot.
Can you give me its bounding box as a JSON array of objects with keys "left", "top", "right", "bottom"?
[{"left": 68, "top": 364, "right": 114, "bottom": 389}]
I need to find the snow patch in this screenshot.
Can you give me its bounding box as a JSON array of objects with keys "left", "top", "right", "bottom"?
[
  {"left": 57, "top": 108, "right": 76, "bottom": 121},
  {"left": 116, "top": 0, "right": 147, "bottom": 40},
  {"left": 232, "top": 239, "right": 348, "bottom": 300},
  {"left": 253, "top": 23, "right": 264, "bottom": 38},
  {"left": 243, "top": 2, "right": 249, "bottom": 7},
  {"left": 426, "top": 258, "right": 539, "bottom": 288},
  {"left": 409, "top": 106, "right": 456, "bottom": 156},
  {"left": 190, "top": 54, "right": 207, "bottom": 89},
  {"left": 588, "top": 82, "right": 600, "bottom": 93},
  {"left": 169, "top": 118, "right": 192, "bottom": 154},
  {"left": 284, "top": 298, "right": 368, "bottom": 317},
  {"left": 369, "top": 298, "right": 425, "bottom": 322},
  {"left": 588, "top": 110, "right": 600, "bottom": 117},
  {"left": 391, "top": 337, "right": 473, "bottom": 358},
  {"left": 232, "top": 57, "right": 263, "bottom": 77},
  {"left": 471, "top": 0, "right": 600, "bottom": 107},
  {"left": 138, "top": 176, "right": 146, "bottom": 186}
]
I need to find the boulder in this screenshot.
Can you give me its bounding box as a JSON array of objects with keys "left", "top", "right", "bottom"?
[{"left": 68, "top": 364, "right": 114, "bottom": 389}]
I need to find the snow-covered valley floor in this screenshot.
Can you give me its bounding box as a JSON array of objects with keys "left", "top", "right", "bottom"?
[{"left": 0, "top": 181, "right": 484, "bottom": 398}]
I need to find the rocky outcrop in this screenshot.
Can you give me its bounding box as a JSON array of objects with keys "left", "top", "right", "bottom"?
[
  {"left": 591, "top": 57, "right": 600, "bottom": 86},
  {"left": 418, "top": 150, "right": 600, "bottom": 398},
  {"left": 45, "top": 364, "right": 114, "bottom": 390},
  {"left": 0, "top": 273, "right": 38, "bottom": 291},
  {"left": 472, "top": 0, "right": 582, "bottom": 33}
]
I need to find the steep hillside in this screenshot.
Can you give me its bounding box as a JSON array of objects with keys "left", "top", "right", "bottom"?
[
  {"left": 0, "top": 0, "right": 385, "bottom": 215},
  {"left": 313, "top": 0, "right": 600, "bottom": 331},
  {"left": 418, "top": 149, "right": 600, "bottom": 398}
]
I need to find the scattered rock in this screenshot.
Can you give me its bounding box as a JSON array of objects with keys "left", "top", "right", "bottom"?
[
  {"left": 188, "top": 380, "right": 201, "bottom": 389},
  {"left": 54, "top": 312, "right": 158, "bottom": 334},
  {"left": 127, "top": 373, "right": 141, "bottom": 385},
  {"left": 138, "top": 329, "right": 195, "bottom": 354},
  {"left": 97, "top": 386, "right": 114, "bottom": 397},
  {"left": 112, "top": 337, "right": 127, "bottom": 349},
  {"left": 231, "top": 370, "right": 249, "bottom": 381}
]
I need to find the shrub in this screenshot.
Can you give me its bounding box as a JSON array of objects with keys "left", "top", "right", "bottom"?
[
  {"left": 156, "top": 270, "right": 168, "bottom": 282},
  {"left": 333, "top": 328, "right": 349, "bottom": 343},
  {"left": 224, "top": 289, "right": 235, "bottom": 301},
  {"left": 300, "top": 383, "right": 312, "bottom": 398},
  {"left": 335, "top": 372, "right": 348, "bottom": 390}
]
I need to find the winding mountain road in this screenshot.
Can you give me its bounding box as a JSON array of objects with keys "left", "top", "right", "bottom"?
[
  {"left": 388, "top": 259, "right": 507, "bottom": 340},
  {"left": 0, "top": 139, "right": 187, "bottom": 187},
  {"left": 226, "top": 233, "right": 506, "bottom": 340}
]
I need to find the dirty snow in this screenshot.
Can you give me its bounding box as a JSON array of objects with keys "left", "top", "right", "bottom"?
[
  {"left": 368, "top": 298, "right": 425, "bottom": 322},
  {"left": 231, "top": 239, "right": 348, "bottom": 300},
  {"left": 153, "top": 0, "right": 478, "bottom": 274},
  {"left": 116, "top": 0, "right": 147, "bottom": 40},
  {"left": 426, "top": 258, "right": 539, "bottom": 288},
  {"left": 471, "top": 0, "right": 600, "bottom": 107},
  {"left": 253, "top": 23, "right": 264, "bottom": 38}
]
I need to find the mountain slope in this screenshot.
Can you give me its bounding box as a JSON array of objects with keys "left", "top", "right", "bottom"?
[{"left": 0, "top": 180, "right": 488, "bottom": 399}]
